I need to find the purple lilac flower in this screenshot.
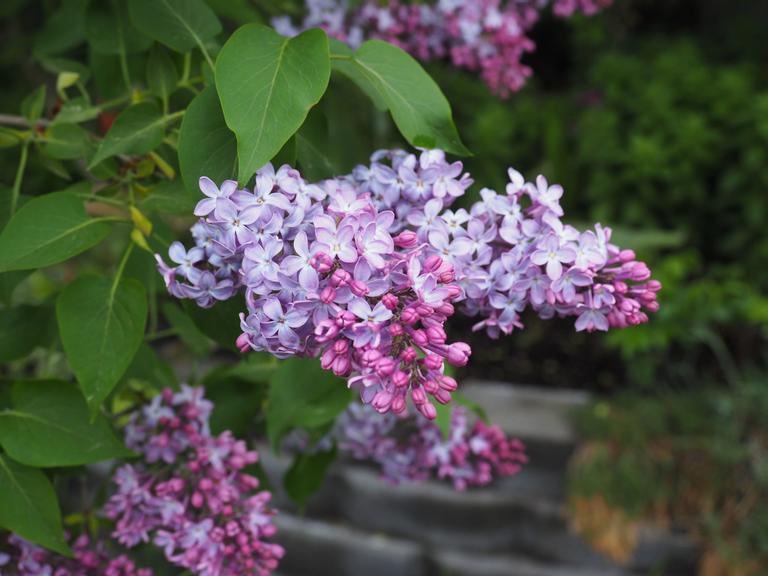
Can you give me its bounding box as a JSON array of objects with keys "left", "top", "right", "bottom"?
[
  {"left": 274, "top": 0, "right": 611, "bottom": 97},
  {"left": 104, "top": 386, "right": 284, "bottom": 576}
]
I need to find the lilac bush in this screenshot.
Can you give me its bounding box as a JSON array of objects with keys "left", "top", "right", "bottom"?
[
  {"left": 274, "top": 0, "right": 612, "bottom": 97},
  {"left": 104, "top": 386, "right": 284, "bottom": 576},
  {"left": 157, "top": 149, "right": 660, "bottom": 421}
]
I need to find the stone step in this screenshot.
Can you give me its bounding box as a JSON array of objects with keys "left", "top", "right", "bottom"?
[
  {"left": 333, "top": 465, "right": 615, "bottom": 568},
  {"left": 273, "top": 512, "right": 628, "bottom": 576},
  {"left": 273, "top": 513, "right": 426, "bottom": 576},
  {"left": 460, "top": 380, "right": 590, "bottom": 470},
  {"left": 432, "top": 547, "right": 627, "bottom": 576}
]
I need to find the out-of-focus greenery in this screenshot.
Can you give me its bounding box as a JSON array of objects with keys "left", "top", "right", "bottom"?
[{"left": 569, "top": 379, "right": 768, "bottom": 572}]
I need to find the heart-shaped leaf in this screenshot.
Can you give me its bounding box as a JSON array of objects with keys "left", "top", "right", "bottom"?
[
  {"left": 128, "top": 0, "right": 221, "bottom": 54},
  {"left": 215, "top": 25, "right": 330, "bottom": 183}
]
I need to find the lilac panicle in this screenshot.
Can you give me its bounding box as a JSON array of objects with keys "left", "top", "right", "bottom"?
[
  {"left": 273, "top": 0, "right": 611, "bottom": 97},
  {"left": 331, "top": 403, "right": 528, "bottom": 490},
  {"left": 0, "top": 533, "right": 153, "bottom": 576},
  {"left": 103, "top": 386, "right": 284, "bottom": 576},
  {"left": 157, "top": 149, "right": 659, "bottom": 419}
]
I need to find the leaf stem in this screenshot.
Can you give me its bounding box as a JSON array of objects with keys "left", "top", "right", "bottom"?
[{"left": 10, "top": 140, "right": 29, "bottom": 215}]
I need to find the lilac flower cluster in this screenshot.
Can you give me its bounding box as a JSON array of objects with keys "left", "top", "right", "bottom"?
[
  {"left": 103, "top": 386, "right": 284, "bottom": 576},
  {"left": 348, "top": 151, "right": 661, "bottom": 336},
  {"left": 333, "top": 403, "right": 527, "bottom": 490},
  {"left": 157, "top": 148, "right": 659, "bottom": 419},
  {"left": 273, "top": 0, "right": 612, "bottom": 97},
  {"left": 157, "top": 157, "right": 475, "bottom": 420},
  {"left": 0, "top": 534, "right": 152, "bottom": 576}
]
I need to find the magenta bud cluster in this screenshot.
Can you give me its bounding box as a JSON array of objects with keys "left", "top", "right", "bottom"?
[
  {"left": 157, "top": 148, "right": 659, "bottom": 420},
  {"left": 332, "top": 403, "right": 528, "bottom": 490},
  {"left": 273, "top": 0, "right": 612, "bottom": 97},
  {"left": 0, "top": 534, "right": 152, "bottom": 576},
  {"left": 103, "top": 386, "right": 284, "bottom": 576}
]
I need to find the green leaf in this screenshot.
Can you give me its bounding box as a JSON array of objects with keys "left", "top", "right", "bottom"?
[
  {"left": 0, "top": 305, "right": 55, "bottom": 363},
  {"left": 215, "top": 25, "right": 330, "bottom": 183},
  {"left": 296, "top": 108, "right": 339, "bottom": 180},
  {"left": 0, "top": 190, "right": 111, "bottom": 272},
  {"left": 140, "top": 179, "right": 198, "bottom": 215},
  {"left": 284, "top": 447, "right": 337, "bottom": 508},
  {"left": 0, "top": 380, "right": 132, "bottom": 467},
  {"left": 182, "top": 298, "right": 242, "bottom": 352},
  {"left": 51, "top": 97, "right": 101, "bottom": 125},
  {"left": 0, "top": 271, "right": 29, "bottom": 306},
  {"left": 89, "top": 102, "right": 165, "bottom": 168},
  {"left": 44, "top": 123, "right": 92, "bottom": 160},
  {"left": 328, "top": 39, "right": 387, "bottom": 110},
  {"left": 0, "top": 453, "right": 70, "bottom": 555},
  {"left": 85, "top": 0, "right": 151, "bottom": 55},
  {"left": 266, "top": 358, "right": 353, "bottom": 449},
  {"left": 332, "top": 40, "right": 469, "bottom": 155},
  {"left": 57, "top": 276, "right": 147, "bottom": 410},
  {"left": 146, "top": 47, "right": 179, "bottom": 104},
  {"left": 33, "top": 0, "right": 88, "bottom": 56},
  {"left": 21, "top": 86, "right": 46, "bottom": 124},
  {"left": 128, "top": 0, "right": 221, "bottom": 54},
  {"left": 178, "top": 86, "right": 237, "bottom": 195},
  {"left": 162, "top": 302, "right": 212, "bottom": 356}
]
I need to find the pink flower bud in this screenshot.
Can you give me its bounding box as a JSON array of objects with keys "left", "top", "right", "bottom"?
[
  {"left": 350, "top": 280, "right": 369, "bottom": 296},
  {"left": 416, "top": 304, "right": 434, "bottom": 317},
  {"left": 191, "top": 492, "right": 204, "bottom": 508},
  {"left": 423, "top": 379, "right": 439, "bottom": 393},
  {"left": 401, "top": 346, "right": 417, "bottom": 363},
  {"left": 419, "top": 402, "right": 437, "bottom": 420},
  {"left": 424, "top": 255, "right": 443, "bottom": 272},
  {"left": 372, "top": 391, "right": 392, "bottom": 412},
  {"left": 321, "top": 347, "right": 336, "bottom": 369},
  {"left": 619, "top": 249, "right": 636, "bottom": 262},
  {"left": 376, "top": 357, "right": 396, "bottom": 376},
  {"left": 423, "top": 354, "right": 443, "bottom": 370},
  {"left": 394, "top": 230, "right": 417, "bottom": 247},
  {"left": 333, "top": 355, "right": 350, "bottom": 376},
  {"left": 391, "top": 395, "right": 406, "bottom": 414},
  {"left": 411, "top": 387, "right": 427, "bottom": 405},
  {"left": 331, "top": 268, "right": 351, "bottom": 287},
  {"left": 439, "top": 375, "right": 458, "bottom": 391},
  {"left": 362, "top": 349, "right": 382, "bottom": 366},
  {"left": 381, "top": 293, "right": 399, "bottom": 310},
  {"left": 236, "top": 333, "right": 251, "bottom": 353},
  {"left": 393, "top": 370, "right": 409, "bottom": 387},
  {"left": 447, "top": 342, "right": 471, "bottom": 366},
  {"left": 311, "top": 252, "right": 333, "bottom": 273},
  {"left": 426, "top": 326, "right": 446, "bottom": 345},
  {"left": 434, "top": 388, "right": 451, "bottom": 404},
  {"left": 320, "top": 286, "right": 336, "bottom": 303},
  {"left": 401, "top": 307, "right": 419, "bottom": 325},
  {"left": 389, "top": 322, "right": 404, "bottom": 337},
  {"left": 334, "top": 339, "right": 350, "bottom": 355},
  {"left": 439, "top": 269, "right": 455, "bottom": 283},
  {"left": 411, "top": 329, "right": 428, "bottom": 347},
  {"left": 436, "top": 302, "right": 454, "bottom": 316}
]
